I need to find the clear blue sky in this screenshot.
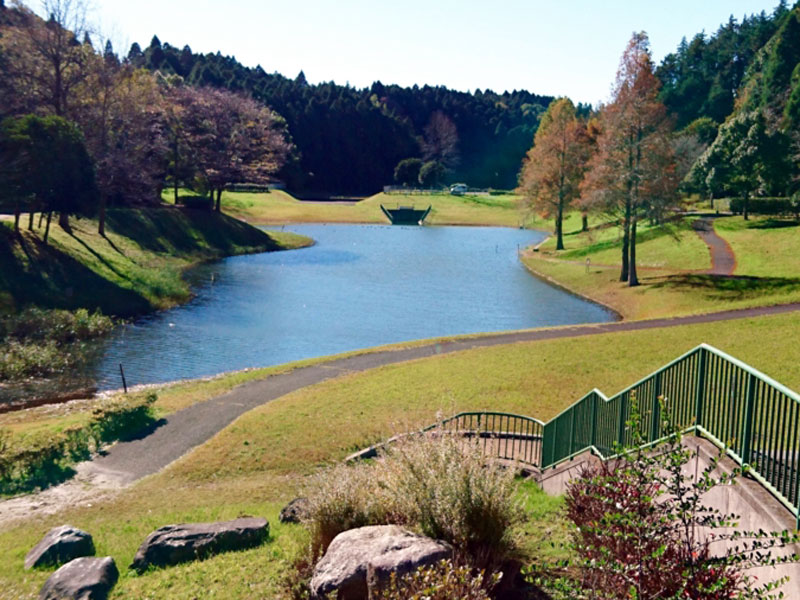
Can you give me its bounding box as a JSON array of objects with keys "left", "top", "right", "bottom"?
[{"left": 74, "top": 0, "right": 782, "bottom": 105}]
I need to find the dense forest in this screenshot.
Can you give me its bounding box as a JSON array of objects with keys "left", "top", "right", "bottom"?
[{"left": 129, "top": 38, "right": 555, "bottom": 194}]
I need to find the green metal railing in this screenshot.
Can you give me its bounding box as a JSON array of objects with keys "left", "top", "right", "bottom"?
[
  {"left": 424, "top": 411, "right": 545, "bottom": 466},
  {"left": 425, "top": 344, "right": 800, "bottom": 524}
]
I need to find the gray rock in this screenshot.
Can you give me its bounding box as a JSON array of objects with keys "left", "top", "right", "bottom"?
[
  {"left": 310, "top": 525, "right": 452, "bottom": 600},
  {"left": 25, "top": 526, "right": 95, "bottom": 569},
  {"left": 39, "top": 556, "right": 118, "bottom": 600},
  {"left": 279, "top": 497, "right": 309, "bottom": 524},
  {"left": 130, "top": 517, "right": 268, "bottom": 572}
]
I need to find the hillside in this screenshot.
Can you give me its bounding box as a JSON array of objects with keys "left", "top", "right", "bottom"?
[{"left": 0, "top": 208, "right": 311, "bottom": 317}]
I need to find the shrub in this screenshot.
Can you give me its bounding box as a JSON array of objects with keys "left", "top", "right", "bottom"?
[
  {"left": 90, "top": 391, "right": 157, "bottom": 442},
  {"left": 537, "top": 394, "right": 799, "bottom": 600},
  {"left": 729, "top": 196, "right": 800, "bottom": 217},
  {"left": 0, "top": 308, "right": 113, "bottom": 344},
  {"left": 375, "top": 559, "right": 500, "bottom": 600},
  {"left": 303, "top": 434, "right": 523, "bottom": 570},
  {"left": 0, "top": 392, "right": 157, "bottom": 494},
  {"left": 304, "top": 460, "right": 396, "bottom": 554}
]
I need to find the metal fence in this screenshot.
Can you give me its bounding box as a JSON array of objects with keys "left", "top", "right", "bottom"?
[{"left": 424, "top": 344, "right": 800, "bottom": 524}]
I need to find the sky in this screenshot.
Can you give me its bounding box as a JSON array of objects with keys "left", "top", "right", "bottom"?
[{"left": 63, "top": 0, "right": 784, "bottom": 105}]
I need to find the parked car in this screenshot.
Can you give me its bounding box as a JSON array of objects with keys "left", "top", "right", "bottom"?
[{"left": 449, "top": 183, "right": 468, "bottom": 196}]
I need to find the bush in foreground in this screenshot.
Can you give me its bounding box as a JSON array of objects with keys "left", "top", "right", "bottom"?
[{"left": 304, "top": 434, "right": 523, "bottom": 570}]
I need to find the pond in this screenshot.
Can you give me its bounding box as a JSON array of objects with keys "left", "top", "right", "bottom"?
[{"left": 93, "top": 224, "right": 614, "bottom": 390}]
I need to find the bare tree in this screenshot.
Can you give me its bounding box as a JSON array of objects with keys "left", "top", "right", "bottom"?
[
  {"left": 422, "top": 111, "right": 459, "bottom": 170},
  {"left": 1, "top": 0, "right": 93, "bottom": 117}
]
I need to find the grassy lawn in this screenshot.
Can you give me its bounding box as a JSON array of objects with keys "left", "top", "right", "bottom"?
[
  {"left": 523, "top": 212, "right": 800, "bottom": 320},
  {"left": 3, "top": 310, "right": 800, "bottom": 597},
  {"left": 715, "top": 216, "right": 800, "bottom": 279},
  {"left": 165, "top": 188, "right": 530, "bottom": 228},
  {"left": 0, "top": 209, "right": 312, "bottom": 317}
]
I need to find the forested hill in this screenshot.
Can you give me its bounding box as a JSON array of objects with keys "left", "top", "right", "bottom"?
[
  {"left": 655, "top": 1, "right": 795, "bottom": 129},
  {"left": 129, "top": 38, "right": 554, "bottom": 194}
]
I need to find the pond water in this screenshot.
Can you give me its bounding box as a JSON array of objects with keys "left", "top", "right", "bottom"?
[{"left": 92, "top": 224, "right": 614, "bottom": 390}]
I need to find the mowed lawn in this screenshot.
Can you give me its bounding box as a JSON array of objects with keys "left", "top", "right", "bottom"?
[
  {"left": 168, "top": 189, "right": 529, "bottom": 227},
  {"left": 523, "top": 212, "right": 800, "bottom": 320},
  {"left": 3, "top": 311, "right": 800, "bottom": 598}
]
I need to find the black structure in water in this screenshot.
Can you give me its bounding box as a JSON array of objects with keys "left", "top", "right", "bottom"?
[{"left": 380, "top": 204, "right": 432, "bottom": 225}]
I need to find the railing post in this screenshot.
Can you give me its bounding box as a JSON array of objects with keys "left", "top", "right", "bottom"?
[
  {"left": 651, "top": 373, "right": 662, "bottom": 443},
  {"left": 740, "top": 374, "right": 757, "bottom": 467},
  {"left": 590, "top": 393, "right": 598, "bottom": 449},
  {"left": 617, "top": 395, "right": 627, "bottom": 449},
  {"left": 569, "top": 407, "right": 575, "bottom": 457},
  {"left": 694, "top": 348, "right": 708, "bottom": 430}
]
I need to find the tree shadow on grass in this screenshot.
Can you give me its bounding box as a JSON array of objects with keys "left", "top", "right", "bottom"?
[
  {"left": 0, "top": 228, "right": 151, "bottom": 316},
  {"left": 652, "top": 273, "right": 800, "bottom": 300}
]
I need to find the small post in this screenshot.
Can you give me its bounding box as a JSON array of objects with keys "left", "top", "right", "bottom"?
[
  {"left": 590, "top": 393, "right": 598, "bottom": 449},
  {"left": 617, "top": 395, "right": 627, "bottom": 448},
  {"left": 694, "top": 348, "right": 707, "bottom": 430},
  {"left": 740, "top": 373, "right": 757, "bottom": 467},
  {"left": 651, "top": 373, "right": 662, "bottom": 442},
  {"left": 119, "top": 363, "right": 128, "bottom": 394},
  {"left": 568, "top": 407, "right": 575, "bottom": 457}
]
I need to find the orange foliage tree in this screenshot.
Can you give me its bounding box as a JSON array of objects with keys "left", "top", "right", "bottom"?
[
  {"left": 582, "top": 33, "right": 679, "bottom": 287},
  {"left": 518, "top": 98, "right": 590, "bottom": 250}
]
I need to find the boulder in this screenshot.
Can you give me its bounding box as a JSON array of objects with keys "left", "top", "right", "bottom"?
[
  {"left": 130, "top": 517, "right": 268, "bottom": 572},
  {"left": 25, "top": 526, "right": 95, "bottom": 569},
  {"left": 310, "top": 525, "right": 452, "bottom": 600},
  {"left": 39, "top": 556, "right": 118, "bottom": 600},
  {"left": 279, "top": 497, "right": 309, "bottom": 524}
]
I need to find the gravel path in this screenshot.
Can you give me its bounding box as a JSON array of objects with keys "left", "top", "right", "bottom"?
[{"left": 693, "top": 217, "right": 737, "bottom": 276}]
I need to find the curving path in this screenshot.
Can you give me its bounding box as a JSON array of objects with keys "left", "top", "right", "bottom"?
[
  {"left": 692, "top": 217, "right": 736, "bottom": 276},
  {"left": 86, "top": 301, "right": 800, "bottom": 486}
]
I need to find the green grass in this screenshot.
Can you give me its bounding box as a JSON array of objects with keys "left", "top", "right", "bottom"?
[
  {"left": 522, "top": 212, "right": 800, "bottom": 320},
  {"left": 3, "top": 310, "right": 800, "bottom": 597},
  {"left": 164, "top": 188, "right": 530, "bottom": 228},
  {"left": 0, "top": 209, "right": 312, "bottom": 317},
  {"left": 715, "top": 216, "right": 800, "bottom": 278}
]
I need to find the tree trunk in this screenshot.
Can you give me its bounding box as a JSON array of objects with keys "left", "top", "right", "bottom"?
[
  {"left": 58, "top": 211, "right": 71, "bottom": 232},
  {"left": 215, "top": 188, "right": 222, "bottom": 212},
  {"left": 98, "top": 196, "right": 106, "bottom": 237},
  {"left": 13, "top": 201, "right": 20, "bottom": 234},
  {"left": 628, "top": 217, "right": 639, "bottom": 287},
  {"left": 620, "top": 200, "right": 631, "bottom": 282},
  {"left": 28, "top": 209, "right": 34, "bottom": 230},
  {"left": 581, "top": 213, "right": 588, "bottom": 232},
  {"left": 43, "top": 211, "right": 52, "bottom": 244},
  {"left": 173, "top": 139, "right": 180, "bottom": 204},
  {"left": 38, "top": 210, "right": 45, "bottom": 228},
  {"left": 555, "top": 202, "right": 564, "bottom": 250},
  {"left": 743, "top": 194, "right": 749, "bottom": 221}
]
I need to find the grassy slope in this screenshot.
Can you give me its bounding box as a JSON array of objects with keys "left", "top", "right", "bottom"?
[
  {"left": 522, "top": 213, "right": 800, "bottom": 320},
  {"left": 173, "top": 189, "right": 528, "bottom": 227},
  {"left": 2, "top": 310, "right": 800, "bottom": 597},
  {"left": 0, "top": 208, "right": 312, "bottom": 317}
]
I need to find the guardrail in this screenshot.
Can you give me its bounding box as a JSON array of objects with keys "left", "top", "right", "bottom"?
[{"left": 422, "top": 344, "right": 800, "bottom": 526}]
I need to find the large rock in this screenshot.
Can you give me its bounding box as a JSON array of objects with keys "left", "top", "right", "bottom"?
[
  {"left": 39, "top": 556, "right": 118, "bottom": 600},
  {"left": 130, "top": 517, "right": 268, "bottom": 572},
  {"left": 279, "top": 497, "right": 309, "bottom": 524},
  {"left": 25, "top": 526, "right": 95, "bottom": 569},
  {"left": 310, "top": 525, "right": 452, "bottom": 600}
]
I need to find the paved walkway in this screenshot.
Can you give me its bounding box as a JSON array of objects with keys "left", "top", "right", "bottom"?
[
  {"left": 86, "top": 301, "right": 800, "bottom": 485},
  {"left": 692, "top": 217, "right": 737, "bottom": 276}
]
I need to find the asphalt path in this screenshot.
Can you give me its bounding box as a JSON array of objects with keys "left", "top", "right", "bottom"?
[{"left": 87, "top": 301, "right": 800, "bottom": 485}]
